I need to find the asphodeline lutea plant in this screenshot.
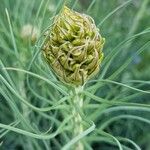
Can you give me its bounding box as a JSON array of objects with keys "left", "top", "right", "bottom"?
[{"left": 42, "top": 6, "right": 105, "bottom": 150}]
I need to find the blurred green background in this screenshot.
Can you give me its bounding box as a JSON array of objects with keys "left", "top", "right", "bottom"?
[{"left": 0, "top": 0, "right": 150, "bottom": 150}]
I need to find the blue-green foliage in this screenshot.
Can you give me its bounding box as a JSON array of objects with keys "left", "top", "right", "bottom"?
[{"left": 0, "top": 0, "right": 150, "bottom": 149}]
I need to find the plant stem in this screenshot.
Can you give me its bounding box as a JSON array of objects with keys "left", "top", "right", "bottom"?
[{"left": 72, "top": 86, "right": 84, "bottom": 150}]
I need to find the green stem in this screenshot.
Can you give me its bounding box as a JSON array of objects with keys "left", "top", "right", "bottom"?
[{"left": 71, "top": 86, "right": 84, "bottom": 150}]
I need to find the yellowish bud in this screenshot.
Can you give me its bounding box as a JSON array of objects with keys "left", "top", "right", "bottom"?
[{"left": 43, "top": 6, "right": 105, "bottom": 86}]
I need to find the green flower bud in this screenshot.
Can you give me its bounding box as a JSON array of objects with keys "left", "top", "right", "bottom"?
[{"left": 43, "top": 6, "right": 105, "bottom": 86}]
